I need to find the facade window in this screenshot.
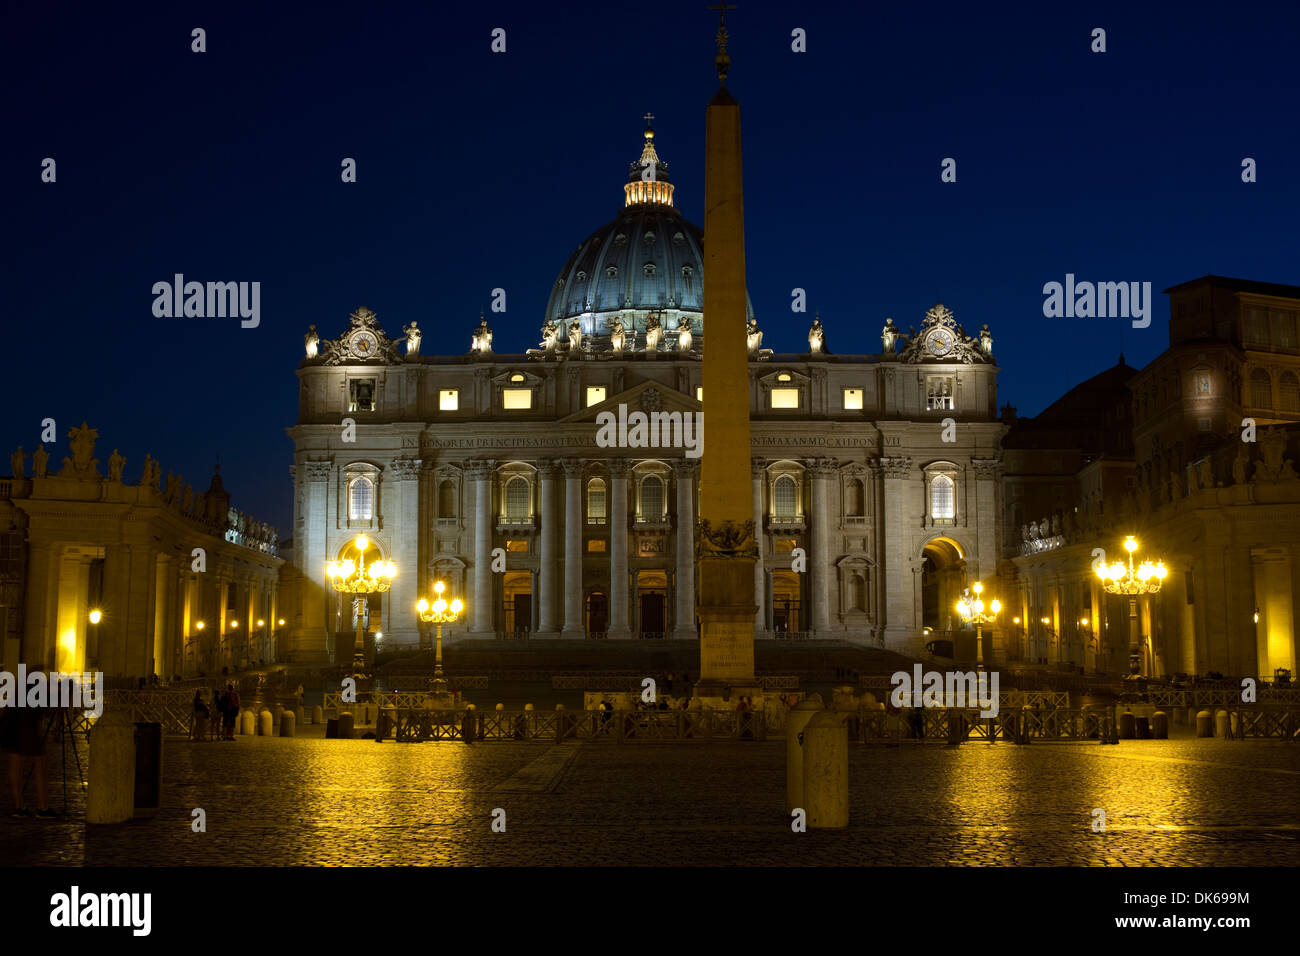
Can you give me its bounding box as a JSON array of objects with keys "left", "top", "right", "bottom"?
[
  {"left": 846, "top": 478, "right": 865, "bottom": 516},
  {"left": 926, "top": 376, "right": 954, "bottom": 410},
  {"left": 504, "top": 477, "right": 530, "bottom": 521},
  {"left": 773, "top": 475, "right": 797, "bottom": 520},
  {"left": 502, "top": 389, "right": 532, "bottom": 409},
  {"left": 843, "top": 388, "right": 863, "bottom": 410},
  {"left": 438, "top": 480, "right": 456, "bottom": 517},
  {"left": 696, "top": 386, "right": 702, "bottom": 402},
  {"left": 587, "top": 478, "right": 607, "bottom": 523},
  {"left": 639, "top": 475, "right": 664, "bottom": 520},
  {"left": 1195, "top": 374, "right": 1210, "bottom": 395},
  {"left": 509, "top": 373, "right": 525, "bottom": 383},
  {"left": 586, "top": 386, "right": 607, "bottom": 407},
  {"left": 770, "top": 388, "right": 800, "bottom": 409},
  {"left": 1280, "top": 372, "right": 1300, "bottom": 413},
  {"left": 1250, "top": 369, "right": 1272, "bottom": 408},
  {"left": 587, "top": 539, "right": 607, "bottom": 552},
  {"left": 505, "top": 540, "right": 528, "bottom": 553},
  {"left": 930, "top": 475, "right": 955, "bottom": 520},
  {"left": 1245, "top": 309, "right": 1268, "bottom": 347},
  {"left": 348, "top": 477, "right": 374, "bottom": 520},
  {"left": 774, "top": 538, "right": 797, "bottom": 553},
  {"left": 348, "top": 379, "right": 376, "bottom": 412},
  {"left": 1275, "top": 311, "right": 1298, "bottom": 349},
  {"left": 439, "top": 389, "right": 459, "bottom": 410},
  {"left": 1197, "top": 418, "right": 1211, "bottom": 432}
]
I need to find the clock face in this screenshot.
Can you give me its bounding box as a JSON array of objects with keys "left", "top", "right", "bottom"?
[
  {"left": 349, "top": 330, "right": 379, "bottom": 359},
  {"left": 925, "top": 328, "right": 954, "bottom": 357}
]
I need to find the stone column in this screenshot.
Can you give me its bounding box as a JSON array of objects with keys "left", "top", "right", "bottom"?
[
  {"left": 468, "top": 460, "right": 496, "bottom": 634},
  {"left": 389, "top": 458, "right": 422, "bottom": 647},
  {"left": 292, "top": 460, "right": 333, "bottom": 662},
  {"left": 562, "top": 459, "right": 585, "bottom": 635},
  {"left": 878, "top": 455, "right": 916, "bottom": 653},
  {"left": 674, "top": 459, "right": 699, "bottom": 640},
  {"left": 537, "top": 460, "right": 560, "bottom": 635},
  {"left": 752, "top": 458, "right": 765, "bottom": 632},
  {"left": 607, "top": 460, "right": 631, "bottom": 639},
  {"left": 809, "top": 458, "right": 837, "bottom": 634}
]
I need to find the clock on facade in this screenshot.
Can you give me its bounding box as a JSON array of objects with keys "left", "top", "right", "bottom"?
[
  {"left": 348, "top": 329, "right": 379, "bottom": 359},
  {"left": 924, "top": 327, "right": 954, "bottom": 357}
]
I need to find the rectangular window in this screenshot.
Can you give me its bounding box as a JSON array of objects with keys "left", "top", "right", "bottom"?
[
  {"left": 505, "top": 540, "right": 528, "bottom": 553},
  {"left": 1245, "top": 308, "right": 1268, "bottom": 347},
  {"left": 439, "top": 389, "right": 459, "bottom": 410},
  {"left": 586, "top": 386, "right": 607, "bottom": 407},
  {"left": 774, "top": 538, "right": 797, "bottom": 553},
  {"left": 926, "top": 376, "right": 954, "bottom": 411},
  {"left": 770, "top": 388, "right": 800, "bottom": 409},
  {"left": 1274, "top": 310, "right": 1298, "bottom": 349},
  {"left": 696, "top": 386, "right": 703, "bottom": 402},
  {"left": 502, "top": 389, "right": 532, "bottom": 409},
  {"left": 348, "top": 379, "right": 376, "bottom": 412},
  {"left": 1197, "top": 418, "right": 1211, "bottom": 431},
  {"left": 587, "top": 539, "right": 606, "bottom": 553},
  {"left": 843, "top": 388, "right": 863, "bottom": 410}
]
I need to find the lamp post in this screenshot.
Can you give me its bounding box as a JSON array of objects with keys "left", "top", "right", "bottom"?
[
  {"left": 416, "top": 580, "right": 464, "bottom": 699},
  {"left": 1096, "top": 535, "right": 1166, "bottom": 676},
  {"left": 955, "top": 581, "right": 1001, "bottom": 668},
  {"left": 326, "top": 534, "right": 396, "bottom": 681}
]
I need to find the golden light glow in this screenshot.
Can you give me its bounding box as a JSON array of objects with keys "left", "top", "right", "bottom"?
[
  {"left": 1124, "top": 536, "right": 1138, "bottom": 553},
  {"left": 416, "top": 598, "right": 429, "bottom": 614},
  {"left": 196, "top": 620, "right": 205, "bottom": 630},
  {"left": 1013, "top": 616, "right": 1021, "bottom": 624},
  {"left": 257, "top": 619, "right": 265, "bottom": 627},
  {"left": 278, "top": 618, "right": 285, "bottom": 625},
  {"left": 230, "top": 620, "right": 238, "bottom": 629},
  {"left": 88, "top": 609, "right": 102, "bottom": 624}
]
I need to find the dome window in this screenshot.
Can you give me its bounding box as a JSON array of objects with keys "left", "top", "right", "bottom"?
[
  {"left": 555, "top": 278, "right": 565, "bottom": 287},
  {"left": 672, "top": 232, "right": 686, "bottom": 245},
  {"left": 681, "top": 265, "right": 693, "bottom": 279},
  {"left": 643, "top": 263, "right": 657, "bottom": 278},
  {"left": 643, "top": 231, "right": 656, "bottom": 245},
  {"left": 606, "top": 266, "right": 619, "bottom": 278},
  {"left": 576, "top": 270, "right": 587, "bottom": 282},
  {"left": 614, "top": 233, "right": 627, "bottom": 246}
]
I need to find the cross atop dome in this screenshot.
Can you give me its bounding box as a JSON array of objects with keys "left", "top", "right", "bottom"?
[{"left": 625, "top": 118, "right": 675, "bottom": 208}]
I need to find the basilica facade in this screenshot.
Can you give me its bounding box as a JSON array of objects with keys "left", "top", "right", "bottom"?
[{"left": 283, "top": 124, "right": 1004, "bottom": 665}]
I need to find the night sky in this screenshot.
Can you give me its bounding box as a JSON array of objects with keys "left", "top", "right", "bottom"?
[{"left": 5, "top": 0, "right": 1298, "bottom": 533}]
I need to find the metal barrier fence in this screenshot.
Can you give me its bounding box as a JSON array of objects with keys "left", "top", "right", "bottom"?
[
  {"left": 382, "top": 708, "right": 769, "bottom": 743},
  {"left": 1148, "top": 688, "right": 1300, "bottom": 708},
  {"left": 1223, "top": 708, "right": 1299, "bottom": 740},
  {"left": 854, "top": 706, "right": 1117, "bottom": 742}
]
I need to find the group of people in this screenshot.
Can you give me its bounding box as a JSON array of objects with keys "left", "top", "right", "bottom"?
[{"left": 192, "top": 684, "right": 241, "bottom": 740}]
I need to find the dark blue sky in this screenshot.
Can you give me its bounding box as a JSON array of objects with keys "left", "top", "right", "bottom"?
[{"left": 5, "top": 0, "right": 1299, "bottom": 532}]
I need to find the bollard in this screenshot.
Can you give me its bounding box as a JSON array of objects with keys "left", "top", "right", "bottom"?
[
  {"left": 1134, "top": 715, "right": 1150, "bottom": 739},
  {"left": 1152, "top": 711, "right": 1168, "bottom": 739},
  {"left": 239, "top": 708, "right": 255, "bottom": 736},
  {"left": 280, "top": 709, "right": 296, "bottom": 738},
  {"left": 295, "top": 706, "right": 305, "bottom": 727},
  {"left": 257, "top": 709, "right": 273, "bottom": 736},
  {"left": 1195, "top": 709, "right": 1213, "bottom": 737},
  {"left": 785, "top": 696, "right": 825, "bottom": 814},
  {"left": 377, "top": 706, "right": 395, "bottom": 741},
  {"left": 312, "top": 704, "right": 323, "bottom": 725},
  {"left": 1118, "top": 711, "right": 1136, "bottom": 740},
  {"left": 496, "top": 702, "right": 504, "bottom": 711},
  {"left": 1214, "top": 709, "right": 1230, "bottom": 739},
  {"left": 802, "top": 711, "right": 849, "bottom": 829},
  {"left": 87, "top": 710, "right": 136, "bottom": 824},
  {"left": 946, "top": 709, "right": 964, "bottom": 745},
  {"left": 1020, "top": 705, "right": 1033, "bottom": 744},
  {"left": 337, "top": 711, "right": 354, "bottom": 739}
]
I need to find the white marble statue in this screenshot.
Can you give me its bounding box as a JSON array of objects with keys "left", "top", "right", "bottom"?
[
  {"left": 540, "top": 320, "right": 560, "bottom": 355},
  {"left": 644, "top": 314, "right": 662, "bottom": 352},
  {"left": 403, "top": 322, "right": 422, "bottom": 356},
  {"left": 304, "top": 325, "right": 319, "bottom": 358},
  {"left": 471, "top": 319, "right": 493, "bottom": 354},
  {"left": 675, "top": 316, "right": 693, "bottom": 352},
  {"left": 568, "top": 320, "right": 583, "bottom": 353},
  {"left": 809, "top": 317, "right": 825, "bottom": 354},
  {"left": 610, "top": 317, "right": 627, "bottom": 353},
  {"left": 746, "top": 318, "right": 763, "bottom": 356},
  {"left": 881, "top": 317, "right": 898, "bottom": 354},
  {"left": 979, "top": 323, "right": 993, "bottom": 356}
]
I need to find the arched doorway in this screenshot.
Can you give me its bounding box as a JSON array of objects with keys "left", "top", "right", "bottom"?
[
  {"left": 332, "top": 535, "right": 388, "bottom": 667},
  {"left": 920, "top": 537, "right": 967, "bottom": 658},
  {"left": 502, "top": 570, "right": 531, "bottom": 637},
  {"left": 636, "top": 569, "right": 668, "bottom": 638},
  {"left": 772, "top": 570, "right": 802, "bottom": 633},
  {"left": 586, "top": 591, "right": 608, "bottom": 636}
]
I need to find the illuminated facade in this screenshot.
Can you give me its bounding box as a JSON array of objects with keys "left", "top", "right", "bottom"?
[
  {"left": 0, "top": 428, "right": 282, "bottom": 680},
  {"left": 283, "top": 124, "right": 1005, "bottom": 663},
  {"left": 1002, "top": 276, "right": 1300, "bottom": 678}
]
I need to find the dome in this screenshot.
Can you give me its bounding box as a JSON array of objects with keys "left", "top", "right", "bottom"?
[{"left": 542, "top": 122, "right": 753, "bottom": 351}]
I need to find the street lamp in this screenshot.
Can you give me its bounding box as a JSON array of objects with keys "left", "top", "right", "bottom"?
[
  {"left": 955, "top": 581, "right": 1001, "bottom": 667},
  {"left": 417, "top": 581, "right": 464, "bottom": 700},
  {"left": 1096, "top": 534, "right": 1166, "bottom": 676},
  {"left": 327, "top": 534, "right": 397, "bottom": 680}
]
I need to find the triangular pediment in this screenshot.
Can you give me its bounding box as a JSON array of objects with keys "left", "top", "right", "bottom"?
[{"left": 560, "top": 380, "right": 700, "bottom": 424}]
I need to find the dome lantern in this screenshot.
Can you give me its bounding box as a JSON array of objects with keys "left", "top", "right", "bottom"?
[{"left": 624, "top": 114, "right": 675, "bottom": 208}]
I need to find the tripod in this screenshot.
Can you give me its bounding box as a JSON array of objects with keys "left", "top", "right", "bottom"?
[{"left": 18, "top": 707, "right": 85, "bottom": 815}]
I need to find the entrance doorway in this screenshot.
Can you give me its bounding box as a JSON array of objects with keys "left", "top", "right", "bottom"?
[
  {"left": 502, "top": 571, "right": 531, "bottom": 636},
  {"left": 637, "top": 569, "right": 668, "bottom": 637},
  {"left": 772, "top": 570, "right": 802, "bottom": 632},
  {"left": 921, "top": 537, "right": 969, "bottom": 659},
  {"left": 586, "top": 591, "right": 608, "bottom": 635}
]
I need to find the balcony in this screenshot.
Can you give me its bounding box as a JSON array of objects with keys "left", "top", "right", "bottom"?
[
  {"left": 768, "top": 515, "right": 805, "bottom": 534},
  {"left": 496, "top": 516, "right": 537, "bottom": 534}
]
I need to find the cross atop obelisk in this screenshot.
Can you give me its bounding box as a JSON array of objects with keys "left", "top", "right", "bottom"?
[{"left": 707, "top": 2, "right": 737, "bottom": 81}]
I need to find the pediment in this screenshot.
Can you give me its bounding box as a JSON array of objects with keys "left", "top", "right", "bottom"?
[{"left": 560, "top": 380, "right": 700, "bottom": 424}]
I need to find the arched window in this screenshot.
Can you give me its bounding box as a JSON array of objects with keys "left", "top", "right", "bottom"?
[
  {"left": 640, "top": 475, "right": 664, "bottom": 520},
  {"left": 505, "top": 477, "right": 530, "bottom": 522},
  {"left": 438, "top": 480, "right": 456, "bottom": 517},
  {"left": 846, "top": 478, "right": 864, "bottom": 516},
  {"left": 1250, "top": 369, "right": 1272, "bottom": 408},
  {"left": 349, "top": 477, "right": 373, "bottom": 520},
  {"left": 931, "top": 475, "right": 955, "bottom": 520},
  {"left": 773, "top": 475, "right": 797, "bottom": 520},
  {"left": 587, "top": 478, "right": 607, "bottom": 523},
  {"left": 851, "top": 575, "right": 867, "bottom": 612},
  {"left": 1279, "top": 372, "right": 1300, "bottom": 413}
]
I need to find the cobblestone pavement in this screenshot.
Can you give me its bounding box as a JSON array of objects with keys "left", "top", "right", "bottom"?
[{"left": 2, "top": 735, "right": 1297, "bottom": 866}]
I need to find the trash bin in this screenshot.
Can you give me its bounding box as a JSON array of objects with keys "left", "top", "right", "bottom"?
[{"left": 133, "top": 722, "right": 163, "bottom": 818}]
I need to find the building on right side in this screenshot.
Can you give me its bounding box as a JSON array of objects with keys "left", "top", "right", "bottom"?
[{"left": 1000, "top": 275, "right": 1300, "bottom": 680}]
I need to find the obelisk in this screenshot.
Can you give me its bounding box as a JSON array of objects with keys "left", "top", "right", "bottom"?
[{"left": 695, "top": 5, "right": 759, "bottom": 703}]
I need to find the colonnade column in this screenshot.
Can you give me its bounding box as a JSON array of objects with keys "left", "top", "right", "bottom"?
[
  {"left": 809, "top": 458, "right": 837, "bottom": 634},
  {"left": 751, "top": 458, "right": 765, "bottom": 632},
  {"left": 562, "top": 459, "right": 585, "bottom": 635},
  {"left": 673, "top": 459, "right": 699, "bottom": 640},
  {"left": 537, "top": 460, "right": 560, "bottom": 635},
  {"left": 607, "top": 460, "right": 631, "bottom": 639},
  {"left": 468, "top": 460, "right": 496, "bottom": 634}
]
